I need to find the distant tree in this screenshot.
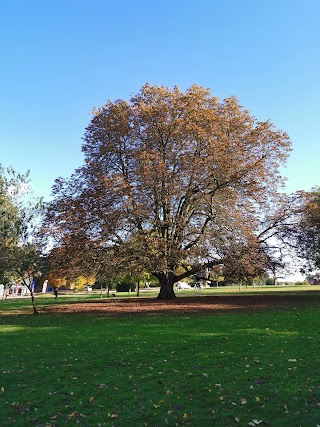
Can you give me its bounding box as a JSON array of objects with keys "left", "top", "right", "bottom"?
[
  {"left": 44, "top": 272, "right": 67, "bottom": 290},
  {"left": 222, "top": 237, "right": 268, "bottom": 288},
  {"left": 44, "top": 84, "right": 291, "bottom": 299},
  {"left": 208, "top": 264, "right": 224, "bottom": 287},
  {"left": 43, "top": 224, "right": 122, "bottom": 299},
  {"left": 73, "top": 275, "right": 96, "bottom": 291},
  {"left": 293, "top": 188, "right": 320, "bottom": 269},
  {"left": 253, "top": 192, "right": 310, "bottom": 283}
]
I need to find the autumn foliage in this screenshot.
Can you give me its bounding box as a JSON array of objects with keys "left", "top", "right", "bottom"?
[{"left": 44, "top": 84, "right": 291, "bottom": 299}]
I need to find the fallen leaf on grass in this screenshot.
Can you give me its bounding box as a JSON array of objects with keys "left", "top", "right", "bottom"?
[{"left": 68, "top": 411, "right": 86, "bottom": 419}]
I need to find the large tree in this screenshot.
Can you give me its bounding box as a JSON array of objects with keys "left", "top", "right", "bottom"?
[{"left": 45, "top": 84, "right": 291, "bottom": 299}]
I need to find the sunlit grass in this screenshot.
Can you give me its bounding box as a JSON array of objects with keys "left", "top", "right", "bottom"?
[
  {"left": 1, "top": 284, "right": 320, "bottom": 316},
  {"left": 1, "top": 293, "right": 320, "bottom": 426},
  {"left": 0, "top": 325, "right": 28, "bottom": 333}
]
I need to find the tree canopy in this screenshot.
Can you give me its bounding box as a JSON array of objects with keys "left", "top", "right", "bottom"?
[
  {"left": 45, "top": 84, "right": 292, "bottom": 299},
  {"left": 294, "top": 188, "right": 320, "bottom": 270}
]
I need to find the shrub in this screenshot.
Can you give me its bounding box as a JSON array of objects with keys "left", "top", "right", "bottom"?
[
  {"left": 265, "top": 278, "right": 275, "bottom": 285},
  {"left": 116, "top": 282, "right": 135, "bottom": 292},
  {"left": 294, "top": 281, "right": 308, "bottom": 286}
]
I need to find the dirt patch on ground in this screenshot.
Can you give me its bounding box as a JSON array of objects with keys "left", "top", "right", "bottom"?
[{"left": 41, "top": 294, "right": 320, "bottom": 316}]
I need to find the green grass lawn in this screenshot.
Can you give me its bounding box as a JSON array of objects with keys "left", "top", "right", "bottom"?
[
  {"left": 1, "top": 290, "right": 320, "bottom": 426},
  {"left": 3, "top": 283, "right": 320, "bottom": 311}
]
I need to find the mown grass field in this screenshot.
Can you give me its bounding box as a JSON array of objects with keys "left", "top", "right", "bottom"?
[{"left": 1, "top": 287, "right": 320, "bottom": 426}]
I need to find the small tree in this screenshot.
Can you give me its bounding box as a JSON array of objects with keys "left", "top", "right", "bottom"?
[
  {"left": 7, "top": 244, "right": 43, "bottom": 314},
  {"left": 0, "top": 165, "right": 44, "bottom": 313}
]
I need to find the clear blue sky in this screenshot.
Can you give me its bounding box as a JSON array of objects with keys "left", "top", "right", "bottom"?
[{"left": 1, "top": 0, "right": 319, "bottom": 201}]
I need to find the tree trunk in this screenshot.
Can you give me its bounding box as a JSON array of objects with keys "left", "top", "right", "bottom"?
[
  {"left": 156, "top": 272, "right": 177, "bottom": 300},
  {"left": 30, "top": 290, "right": 38, "bottom": 315},
  {"left": 136, "top": 280, "right": 140, "bottom": 297},
  {"left": 25, "top": 282, "right": 38, "bottom": 315},
  {"left": 2, "top": 286, "right": 7, "bottom": 301}
]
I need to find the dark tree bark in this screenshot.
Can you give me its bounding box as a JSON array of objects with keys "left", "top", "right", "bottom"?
[
  {"left": 155, "top": 272, "right": 177, "bottom": 300},
  {"left": 28, "top": 287, "right": 38, "bottom": 315},
  {"left": 21, "top": 278, "right": 39, "bottom": 315}
]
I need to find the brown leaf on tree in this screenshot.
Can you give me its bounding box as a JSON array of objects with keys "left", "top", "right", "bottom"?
[{"left": 43, "top": 84, "right": 292, "bottom": 301}]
